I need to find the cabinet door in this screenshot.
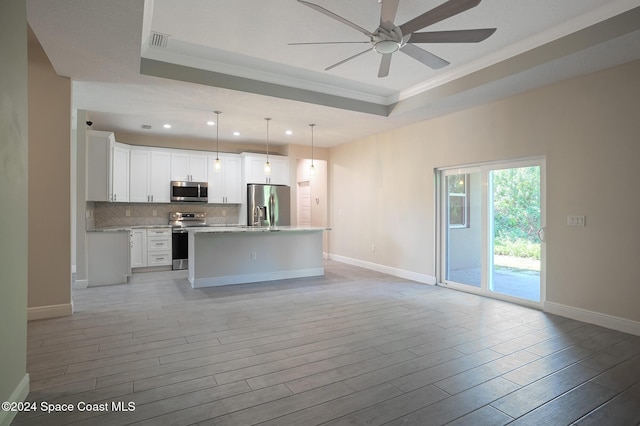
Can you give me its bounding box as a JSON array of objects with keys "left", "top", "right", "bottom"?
[
  {"left": 269, "top": 157, "right": 290, "bottom": 186},
  {"left": 86, "top": 131, "right": 113, "bottom": 202},
  {"left": 244, "top": 154, "right": 289, "bottom": 185},
  {"left": 245, "top": 155, "right": 269, "bottom": 184},
  {"left": 130, "top": 229, "right": 147, "bottom": 268},
  {"left": 208, "top": 155, "right": 224, "bottom": 203},
  {"left": 149, "top": 151, "right": 171, "bottom": 202},
  {"left": 189, "top": 154, "right": 208, "bottom": 182},
  {"left": 170, "top": 152, "right": 190, "bottom": 181},
  {"left": 208, "top": 154, "right": 241, "bottom": 203},
  {"left": 223, "top": 155, "right": 242, "bottom": 203},
  {"left": 129, "top": 149, "right": 150, "bottom": 202},
  {"left": 111, "top": 144, "right": 130, "bottom": 202}
]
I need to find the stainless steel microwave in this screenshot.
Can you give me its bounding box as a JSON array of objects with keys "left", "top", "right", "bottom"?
[{"left": 170, "top": 181, "right": 208, "bottom": 202}]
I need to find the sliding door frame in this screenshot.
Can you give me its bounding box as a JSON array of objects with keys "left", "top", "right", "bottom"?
[{"left": 435, "top": 156, "right": 546, "bottom": 309}]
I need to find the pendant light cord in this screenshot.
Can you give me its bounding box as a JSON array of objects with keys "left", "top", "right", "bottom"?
[{"left": 214, "top": 111, "right": 221, "bottom": 160}]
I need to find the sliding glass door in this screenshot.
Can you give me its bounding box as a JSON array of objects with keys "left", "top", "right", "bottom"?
[{"left": 440, "top": 159, "right": 545, "bottom": 305}]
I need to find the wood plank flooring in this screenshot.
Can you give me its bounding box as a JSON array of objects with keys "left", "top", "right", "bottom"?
[{"left": 14, "top": 261, "right": 640, "bottom": 425}]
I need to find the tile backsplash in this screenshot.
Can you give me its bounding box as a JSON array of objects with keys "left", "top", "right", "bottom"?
[{"left": 89, "top": 202, "right": 241, "bottom": 228}]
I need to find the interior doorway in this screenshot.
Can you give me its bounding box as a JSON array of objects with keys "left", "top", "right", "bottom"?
[
  {"left": 297, "top": 181, "right": 311, "bottom": 226},
  {"left": 439, "top": 158, "right": 545, "bottom": 306},
  {"left": 295, "top": 158, "right": 328, "bottom": 253}
]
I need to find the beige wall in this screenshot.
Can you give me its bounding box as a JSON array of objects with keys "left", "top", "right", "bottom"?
[
  {"left": 329, "top": 59, "right": 640, "bottom": 324},
  {"left": 28, "top": 27, "right": 72, "bottom": 315},
  {"left": 0, "top": 1, "right": 29, "bottom": 422}
]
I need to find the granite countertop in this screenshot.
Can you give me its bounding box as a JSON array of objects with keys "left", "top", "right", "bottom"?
[
  {"left": 88, "top": 225, "right": 330, "bottom": 233},
  {"left": 188, "top": 226, "right": 331, "bottom": 234},
  {"left": 87, "top": 224, "right": 243, "bottom": 232}
]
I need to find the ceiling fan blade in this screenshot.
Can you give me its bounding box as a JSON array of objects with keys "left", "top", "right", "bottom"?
[
  {"left": 400, "top": 0, "right": 482, "bottom": 35},
  {"left": 289, "top": 41, "right": 370, "bottom": 46},
  {"left": 298, "top": 0, "right": 374, "bottom": 38},
  {"left": 400, "top": 43, "right": 449, "bottom": 69},
  {"left": 378, "top": 53, "right": 393, "bottom": 77},
  {"left": 409, "top": 28, "right": 496, "bottom": 43},
  {"left": 380, "top": 0, "right": 400, "bottom": 31},
  {"left": 325, "top": 48, "right": 371, "bottom": 71}
]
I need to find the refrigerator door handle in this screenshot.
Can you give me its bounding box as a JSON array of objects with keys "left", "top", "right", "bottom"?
[{"left": 269, "top": 194, "right": 275, "bottom": 225}]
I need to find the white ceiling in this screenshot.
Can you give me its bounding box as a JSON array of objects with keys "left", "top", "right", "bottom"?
[{"left": 26, "top": 0, "right": 640, "bottom": 148}]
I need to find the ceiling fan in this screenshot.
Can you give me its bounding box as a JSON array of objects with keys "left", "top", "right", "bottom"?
[{"left": 290, "top": 0, "right": 497, "bottom": 77}]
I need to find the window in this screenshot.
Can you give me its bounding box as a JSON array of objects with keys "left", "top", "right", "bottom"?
[{"left": 448, "top": 174, "right": 469, "bottom": 228}]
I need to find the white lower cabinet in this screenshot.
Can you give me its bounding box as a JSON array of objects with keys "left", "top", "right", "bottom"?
[
  {"left": 131, "top": 227, "right": 172, "bottom": 268},
  {"left": 130, "top": 229, "right": 147, "bottom": 268},
  {"left": 147, "top": 228, "right": 172, "bottom": 266},
  {"left": 87, "top": 231, "right": 131, "bottom": 286}
]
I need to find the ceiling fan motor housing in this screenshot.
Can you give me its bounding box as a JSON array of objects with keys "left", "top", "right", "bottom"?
[{"left": 372, "top": 26, "right": 404, "bottom": 53}]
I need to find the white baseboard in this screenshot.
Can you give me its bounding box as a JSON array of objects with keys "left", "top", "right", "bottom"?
[
  {"left": 27, "top": 303, "right": 73, "bottom": 321},
  {"left": 0, "top": 373, "right": 29, "bottom": 426},
  {"left": 329, "top": 254, "right": 436, "bottom": 285},
  {"left": 190, "top": 268, "right": 325, "bottom": 288},
  {"left": 545, "top": 301, "right": 640, "bottom": 336}
]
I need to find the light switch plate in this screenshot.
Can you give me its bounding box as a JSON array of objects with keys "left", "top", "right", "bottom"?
[{"left": 567, "top": 215, "right": 586, "bottom": 227}]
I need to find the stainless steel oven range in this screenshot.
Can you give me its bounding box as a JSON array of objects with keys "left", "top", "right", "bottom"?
[{"left": 169, "top": 212, "right": 206, "bottom": 270}]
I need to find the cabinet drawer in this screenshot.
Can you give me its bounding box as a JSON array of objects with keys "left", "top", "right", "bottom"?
[
  {"left": 147, "top": 250, "right": 172, "bottom": 266},
  {"left": 147, "top": 237, "right": 171, "bottom": 251},
  {"left": 147, "top": 228, "right": 171, "bottom": 237}
]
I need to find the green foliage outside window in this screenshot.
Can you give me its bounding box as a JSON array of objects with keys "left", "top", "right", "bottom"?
[{"left": 492, "top": 167, "right": 541, "bottom": 259}]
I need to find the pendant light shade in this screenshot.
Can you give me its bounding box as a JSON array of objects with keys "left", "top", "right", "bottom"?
[
  {"left": 264, "top": 117, "right": 272, "bottom": 176},
  {"left": 213, "top": 111, "right": 222, "bottom": 171},
  {"left": 309, "top": 123, "right": 316, "bottom": 177}
]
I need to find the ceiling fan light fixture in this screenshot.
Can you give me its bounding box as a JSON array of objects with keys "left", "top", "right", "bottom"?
[{"left": 373, "top": 39, "right": 400, "bottom": 54}]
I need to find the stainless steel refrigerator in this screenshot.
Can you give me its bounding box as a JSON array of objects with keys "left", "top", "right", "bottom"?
[{"left": 247, "top": 184, "right": 291, "bottom": 227}]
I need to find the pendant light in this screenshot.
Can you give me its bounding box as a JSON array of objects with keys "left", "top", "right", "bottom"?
[
  {"left": 309, "top": 123, "right": 316, "bottom": 177},
  {"left": 213, "top": 111, "right": 222, "bottom": 171},
  {"left": 264, "top": 117, "right": 272, "bottom": 175}
]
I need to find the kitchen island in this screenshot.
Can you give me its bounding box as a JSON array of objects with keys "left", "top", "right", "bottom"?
[{"left": 187, "top": 226, "right": 329, "bottom": 288}]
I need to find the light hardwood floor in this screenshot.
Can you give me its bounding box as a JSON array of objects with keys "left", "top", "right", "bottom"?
[{"left": 15, "top": 260, "right": 640, "bottom": 425}]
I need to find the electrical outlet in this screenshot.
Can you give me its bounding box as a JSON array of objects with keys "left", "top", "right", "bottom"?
[
  {"left": 152, "top": 210, "right": 157, "bottom": 216},
  {"left": 222, "top": 209, "right": 227, "bottom": 216},
  {"left": 371, "top": 244, "right": 375, "bottom": 252},
  {"left": 251, "top": 252, "right": 257, "bottom": 260},
  {"left": 125, "top": 209, "right": 131, "bottom": 217}
]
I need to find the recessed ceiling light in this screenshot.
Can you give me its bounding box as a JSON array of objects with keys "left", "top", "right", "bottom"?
[
  {"left": 233, "top": 131, "right": 240, "bottom": 136},
  {"left": 163, "top": 124, "right": 172, "bottom": 129},
  {"left": 285, "top": 130, "right": 293, "bottom": 135},
  {"left": 206, "top": 120, "right": 215, "bottom": 126}
]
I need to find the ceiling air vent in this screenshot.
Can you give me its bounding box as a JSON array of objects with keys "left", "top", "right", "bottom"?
[
  {"left": 149, "top": 32, "right": 169, "bottom": 49},
  {"left": 141, "top": 124, "right": 152, "bottom": 130}
]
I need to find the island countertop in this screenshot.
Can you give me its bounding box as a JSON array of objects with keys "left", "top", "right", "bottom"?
[{"left": 186, "top": 225, "right": 331, "bottom": 234}]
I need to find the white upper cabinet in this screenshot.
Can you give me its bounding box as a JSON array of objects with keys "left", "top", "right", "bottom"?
[
  {"left": 171, "top": 152, "right": 208, "bottom": 182},
  {"left": 130, "top": 149, "right": 171, "bottom": 203},
  {"left": 111, "top": 144, "right": 130, "bottom": 202},
  {"left": 243, "top": 153, "right": 289, "bottom": 185},
  {"left": 129, "top": 149, "right": 150, "bottom": 203},
  {"left": 149, "top": 151, "right": 171, "bottom": 202},
  {"left": 87, "top": 131, "right": 129, "bottom": 202},
  {"left": 208, "top": 153, "right": 242, "bottom": 204}
]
